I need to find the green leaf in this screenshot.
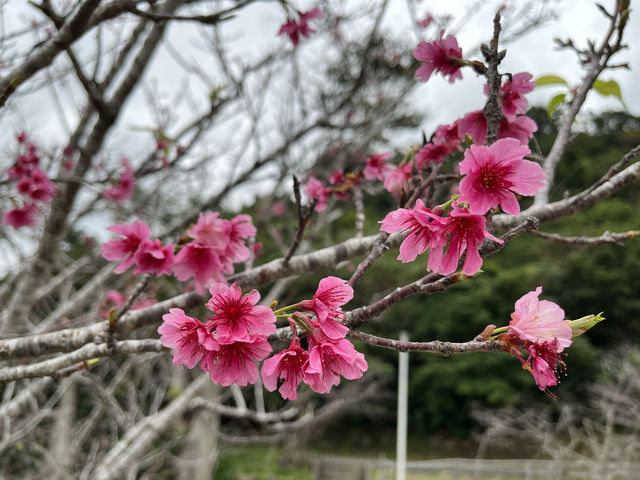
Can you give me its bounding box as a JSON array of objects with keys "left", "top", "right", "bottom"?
[
  {"left": 547, "top": 93, "right": 566, "bottom": 117},
  {"left": 535, "top": 75, "right": 568, "bottom": 87},
  {"left": 592, "top": 79, "right": 626, "bottom": 108}
]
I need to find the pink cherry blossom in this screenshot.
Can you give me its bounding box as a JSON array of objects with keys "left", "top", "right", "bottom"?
[
  {"left": 416, "top": 141, "right": 455, "bottom": 168},
  {"left": 459, "top": 110, "right": 487, "bottom": 145},
  {"left": 363, "top": 152, "right": 392, "bottom": 181},
  {"left": 498, "top": 115, "right": 537, "bottom": 145},
  {"left": 102, "top": 220, "right": 152, "bottom": 273},
  {"left": 508, "top": 286, "right": 572, "bottom": 352},
  {"left": 304, "top": 329, "right": 368, "bottom": 393},
  {"left": 158, "top": 308, "right": 218, "bottom": 369},
  {"left": 222, "top": 214, "right": 257, "bottom": 264},
  {"left": 438, "top": 204, "right": 502, "bottom": 276},
  {"left": 105, "top": 290, "right": 126, "bottom": 307},
  {"left": 383, "top": 162, "right": 413, "bottom": 195},
  {"left": 17, "top": 167, "right": 57, "bottom": 203},
  {"left": 3, "top": 203, "right": 38, "bottom": 229},
  {"left": 459, "top": 110, "right": 537, "bottom": 146},
  {"left": 203, "top": 335, "right": 272, "bottom": 386},
  {"left": 413, "top": 30, "right": 463, "bottom": 83},
  {"left": 104, "top": 158, "right": 135, "bottom": 202},
  {"left": 172, "top": 243, "right": 224, "bottom": 293},
  {"left": 498, "top": 72, "right": 535, "bottom": 121},
  {"left": 189, "top": 212, "right": 228, "bottom": 248},
  {"left": 278, "top": 8, "right": 323, "bottom": 46},
  {"left": 206, "top": 283, "right": 276, "bottom": 342},
  {"left": 526, "top": 341, "right": 563, "bottom": 390},
  {"left": 299, "top": 276, "right": 353, "bottom": 339},
  {"left": 132, "top": 238, "right": 174, "bottom": 276},
  {"left": 305, "top": 175, "right": 330, "bottom": 211},
  {"left": 459, "top": 138, "right": 545, "bottom": 215},
  {"left": 261, "top": 337, "right": 310, "bottom": 400},
  {"left": 379, "top": 199, "right": 448, "bottom": 271}
]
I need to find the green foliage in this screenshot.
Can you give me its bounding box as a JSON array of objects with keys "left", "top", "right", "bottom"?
[
  {"left": 215, "top": 446, "right": 313, "bottom": 480},
  {"left": 592, "top": 79, "right": 626, "bottom": 108},
  {"left": 534, "top": 74, "right": 568, "bottom": 87}
]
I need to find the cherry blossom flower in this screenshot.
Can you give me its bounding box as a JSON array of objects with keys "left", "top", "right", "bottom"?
[
  {"left": 413, "top": 30, "right": 463, "bottom": 83},
  {"left": 363, "top": 152, "right": 392, "bottom": 181},
  {"left": 172, "top": 243, "right": 224, "bottom": 293},
  {"left": 132, "top": 238, "right": 174, "bottom": 276},
  {"left": 459, "top": 138, "right": 546, "bottom": 215},
  {"left": 278, "top": 8, "right": 323, "bottom": 46},
  {"left": 104, "top": 158, "right": 135, "bottom": 202},
  {"left": 101, "top": 220, "right": 151, "bottom": 273},
  {"left": 222, "top": 214, "right": 257, "bottom": 264},
  {"left": 261, "top": 337, "right": 310, "bottom": 400},
  {"left": 3, "top": 203, "right": 38, "bottom": 229},
  {"left": 304, "top": 328, "right": 368, "bottom": 393},
  {"left": 438, "top": 204, "right": 502, "bottom": 276},
  {"left": 459, "top": 110, "right": 537, "bottom": 146},
  {"left": 305, "top": 175, "right": 330, "bottom": 211},
  {"left": 206, "top": 283, "right": 276, "bottom": 342},
  {"left": 380, "top": 199, "right": 448, "bottom": 271},
  {"left": 203, "top": 335, "right": 272, "bottom": 386},
  {"left": 497, "top": 115, "right": 537, "bottom": 145},
  {"left": 498, "top": 72, "right": 535, "bottom": 121},
  {"left": 158, "top": 309, "right": 218, "bottom": 368},
  {"left": 16, "top": 167, "right": 57, "bottom": 203},
  {"left": 416, "top": 140, "right": 455, "bottom": 168},
  {"left": 189, "top": 212, "right": 228, "bottom": 248},
  {"left": 299, "top": 276, "right": 353, "bottom": 339},
  {"left": 383, "top": 162, "right": 413, "bottom": 195},
  {"left": 508, "top": 286, "right": 572, "bottom": 351},
  {"left": 105, "top": 290, "right": 126, "bottom": 307},
  {"left": 526, "top": 340, "right": 564, "bottom": 390},
  {"left": 459, "top": 110, "right": 487, "bottom": 144}
]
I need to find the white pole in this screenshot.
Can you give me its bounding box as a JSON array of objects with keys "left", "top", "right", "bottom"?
[{"left": 396, "top": 331, "right": 409, "bottom": 480}]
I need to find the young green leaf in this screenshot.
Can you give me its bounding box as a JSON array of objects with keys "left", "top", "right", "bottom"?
[
  {"left": 547, "top": 93, "right": 566, "bottom": 117},
  {"left": 592, "top": 79, "right": 626, "bottom": 108},
  {"left": 535, "top": 75, "right": 568, "bottom": 87}
]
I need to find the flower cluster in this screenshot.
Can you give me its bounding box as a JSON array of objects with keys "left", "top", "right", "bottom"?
[
  {"left": 157, "top": 277, "right": 367, "bottom": 398},
  {"left": 103, "top": 157, "right": 135, "bottom": 202},
  {"left": 278, "top": 8, "right": 323, "bottom": 46},
  {"left": 158, "top": 283, "right": 275, "bottom": 386},
  {"left": 3, "top": 133, "right": 57, "bottom": 229},
  {"left": 380, "top": 200, "right": 501, "bottom": 276},
  {"left": 503, "top": 287, "right": 572, "bottom": 390},
  {"left": 101, "top": 212, "right": 255, "bottom": 291}
]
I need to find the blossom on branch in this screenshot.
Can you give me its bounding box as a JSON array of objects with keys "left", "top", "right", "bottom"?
[
  {"left": 206, "top": 282, "right": 276, "bottom": 342},
  {"left": 380, "top": 199, "right": 448, "bottom": 271},
  {"left": 158, "top": 309, "right": 218, "bottom": 369},
  {"left": 413, "top": 30, "right": 464, "bottom": 83},
  {"left": 3, "top": 203, "right": 39, "bottom": 229},
  {"left": 203, "top": 335, "right": 272, "bottom": 386},
  {"left": 261, "top": 337, "right": 310, "bottom": 400},
  {"left": 132, "top": 239, "right": 174, "bottom": 276},
  {"left": 305, "top": 328, "right": 368, "bottom": 393},
  {"left": 278, "top": 7, "right": 323, "bottom": 46},
  {"left": 438, "top": 203, "right": 502, "bottom": 276},
  {"left": 101, "top": 220, "right": 152, "bottom": 273},
  {"left": 299, "top": 276, "right": 353, "bottom": 339},
  {"left": 502, "top": 287, "right": 573, "bottom": 390},
  {"left": 459, "top": 138, "right": 545, "bottom": 215},
  {"left": 363, "top": 152, "right": 392, "bottom": 180},
  {"left": 508, "top": 286, "right": 572, "bottom": 350},
  {"left": 103, "top": 158, "right": 135, "bottom": 202}
]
